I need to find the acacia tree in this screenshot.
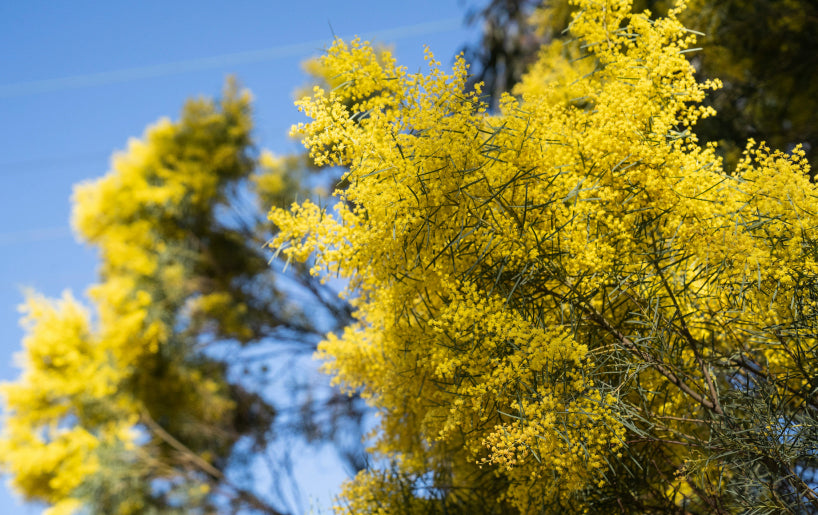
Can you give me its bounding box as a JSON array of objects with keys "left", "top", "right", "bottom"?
[
  {"left": 272, "top": 0, "right": 818, "bottom": 512},
  {"left": 0, "top": 81, "right": 365, "bottom": 514}
]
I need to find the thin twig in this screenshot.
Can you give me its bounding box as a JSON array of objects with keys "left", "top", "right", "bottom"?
[{"left": 140, "top": 408, "right": 288, "bottom": 515}]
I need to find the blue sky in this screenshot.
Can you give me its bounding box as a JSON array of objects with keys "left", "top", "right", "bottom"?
[{"left": 0, "top": 1, "right": 479, "bottom": 512}]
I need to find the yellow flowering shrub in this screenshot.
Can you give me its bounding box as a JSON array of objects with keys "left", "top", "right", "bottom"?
[
  {"left": 1, "top": 82, "right": 278, "bottom": 514},
  {"left": 272, "top": 0, "right": 818, "bottom": 512}
]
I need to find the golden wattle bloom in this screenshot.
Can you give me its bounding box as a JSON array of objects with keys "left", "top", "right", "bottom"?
[{"left": 271, "top": 0, "right": 818, "bottom": 512}]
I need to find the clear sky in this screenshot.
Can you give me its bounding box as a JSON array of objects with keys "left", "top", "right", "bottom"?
[{"left": 0, "top": 1, "right": 480, "bottom": 512}]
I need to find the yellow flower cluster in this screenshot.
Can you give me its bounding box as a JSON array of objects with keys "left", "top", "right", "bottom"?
[
  {"left": 1, "top": 83, "right": 256, "bottom": 513},
  {"left": 273, "top": 0, "right": 818, "bottom": 511},
  {"left": 1, "top": 294, "right": 113, "bottom": 511}
]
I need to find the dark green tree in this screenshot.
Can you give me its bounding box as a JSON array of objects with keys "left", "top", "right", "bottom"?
[{"left": 465, "top": 0, "right": 818, "bottom": 169}]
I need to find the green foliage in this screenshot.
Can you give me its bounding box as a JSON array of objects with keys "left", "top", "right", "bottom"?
[{"left": 684, "top": 0, "right": 818, "bottom": 169}]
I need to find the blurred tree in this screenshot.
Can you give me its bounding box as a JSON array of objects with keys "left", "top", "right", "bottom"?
[
  {"left": 683, "top": 0, "right": 818, "bottom": 169},
  {"left": 461, "top": 0, "right": 544, "bottom": 106},
  {"left": 0, "top": 80, "right": 364, "bottom": 514},
  {"left": 273, "top": 1, "right": 818, "bottom": 513},
  {"left": 464, "top": 0, "right": 818, "bottom": 169}
]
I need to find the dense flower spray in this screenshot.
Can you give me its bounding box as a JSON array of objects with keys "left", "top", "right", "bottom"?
[{"left": 272, "top": 0, "right": 818, "bottom": 512}]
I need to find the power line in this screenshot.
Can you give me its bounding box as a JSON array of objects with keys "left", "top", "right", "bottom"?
[
  {"left": 0, "top": 226, "right": 73, "bottom": 247},
  {"left": 0, "top": 152, "right": 110, "bottom": 175},
  {"left": 0, "top": 18, "right": 462, "bottom": 98},
  {"left": 0, "top": 17, "right": 468, "bottom": 243}
]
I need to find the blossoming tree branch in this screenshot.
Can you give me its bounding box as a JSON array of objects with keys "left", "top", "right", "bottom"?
[{"left": 271, "top": 0, "right": 818, "bottom": 512}]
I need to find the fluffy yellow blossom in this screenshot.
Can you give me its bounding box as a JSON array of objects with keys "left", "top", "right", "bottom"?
[
  {"left": 273, "top": 0, "right": 818, "bottom": 512},
  {"left": 1, "top": 81, "right": 270, "bottom": 514}
]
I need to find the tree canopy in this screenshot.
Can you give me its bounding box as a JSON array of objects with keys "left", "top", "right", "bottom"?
[
  {"left": 465, "top": 0, "right": 818, "bottom": 170},
  {"left": 272, "top": 0, "right": 818, "bottom": 512},
  {"left": 0, "top": 81, "right": 362, "bottom": 515}
]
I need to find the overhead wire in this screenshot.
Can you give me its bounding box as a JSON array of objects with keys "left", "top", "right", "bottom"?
[
  {"left": 0, "top": 18, "right": 462, "bottom": 98},
  {"left": 0, "top": 226, "right": 73, "bottom": 247},
  {"left": 0, "top": 16, "right": 467, "bottom": 243},
  {"left": 0, "top": 18, "right": 463, "bottom": 174}
]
